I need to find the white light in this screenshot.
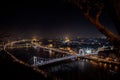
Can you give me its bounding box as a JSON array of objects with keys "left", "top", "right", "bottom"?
[{"left": 86, "top": 49, "right": 91, "bottom": 54}]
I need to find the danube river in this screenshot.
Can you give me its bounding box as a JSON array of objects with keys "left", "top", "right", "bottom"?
[
  {"left": 7, "top": 47, "right": 120, "bottom": 80},
  {"left": 40, "top": 60, "right": 120, "bottom": 80}
]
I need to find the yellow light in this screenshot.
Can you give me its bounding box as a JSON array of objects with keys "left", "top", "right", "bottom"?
[
  {"left": 66, "top": 47, "right": 71, "bottom": 50},
  {"left": 65, "top": 37, "right": 70, "bottom": 43},
  {"left": 49, "top": 44, "right": 53, "bottom": 48}
]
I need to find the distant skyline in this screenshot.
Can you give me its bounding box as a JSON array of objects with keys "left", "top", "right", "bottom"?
[{"left": 0, "top": 1, "right": 118, "bottom": 39}]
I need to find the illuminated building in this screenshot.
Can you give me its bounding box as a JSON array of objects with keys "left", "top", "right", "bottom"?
[{"left": 65, "top": 37, "right": 70, "bottom": 43}]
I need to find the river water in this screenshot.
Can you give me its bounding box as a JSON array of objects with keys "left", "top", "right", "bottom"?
[
  {"left": 40, "top": 60, "right": 120, "bottom": 80},
  {"left": 7, "top": 48, "right": 120, "bottom": 80}
]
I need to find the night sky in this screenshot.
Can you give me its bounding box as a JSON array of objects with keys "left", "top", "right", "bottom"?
[{"left": 0, "top": 0, "right": 118, "bottom": 39}]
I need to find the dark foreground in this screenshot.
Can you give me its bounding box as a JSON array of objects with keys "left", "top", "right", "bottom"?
[{"left": 0, "top": 50, "right": 58, "bottom": 80}]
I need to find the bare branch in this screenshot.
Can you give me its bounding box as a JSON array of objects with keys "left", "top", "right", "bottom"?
[
  {"left": 74, "top": 0, "right": 83, "bottom": 10},
  {"left": 96, "top": 4, "right": 104, "bottom": 21},
  {"left": 84, "top": 5, "right": 91, "bottom": 16},
  {"left": 68, "top": 0, "right": 120, "bottom": 44}
]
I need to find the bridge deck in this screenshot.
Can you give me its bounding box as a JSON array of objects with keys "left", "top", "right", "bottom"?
[{"left": 33, "top": 54, "right": 82, "bottom": 66}]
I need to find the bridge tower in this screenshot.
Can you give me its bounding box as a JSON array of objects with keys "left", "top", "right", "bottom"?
[
  {"left": 33, "top": 56, "right": 37, "bottom": 65},
  {"left": 79, "top": 49, "right": 85, "bottom": 56}
]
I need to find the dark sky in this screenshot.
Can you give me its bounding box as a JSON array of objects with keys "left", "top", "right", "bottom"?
[{"left": 0, "top": 0, "right": 118, "bottom": 39}]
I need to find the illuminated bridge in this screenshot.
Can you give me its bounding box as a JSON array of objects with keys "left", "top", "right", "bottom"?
[
  {"left": 31, "top": 47, "right": 98, "bottom": 66},
  {"left": 32, "top": 54, "right": 83, "bottom": 66}
]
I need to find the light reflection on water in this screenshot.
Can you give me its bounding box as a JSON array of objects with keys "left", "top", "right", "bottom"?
[
  {"left": 103, "top": 63, "right": 107, "bottom": 69},
  {"left": 109, "top": 64, "right": 112, "bottom": 68},
  {"left": 114, "top": 66, "right": 118, "bottom": 72},
  {"left": 97, "top": 62, "right": 119, "bottom": 72},
  {"left": 41, "top": 60, "right": 120, "bottom": 80}
]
